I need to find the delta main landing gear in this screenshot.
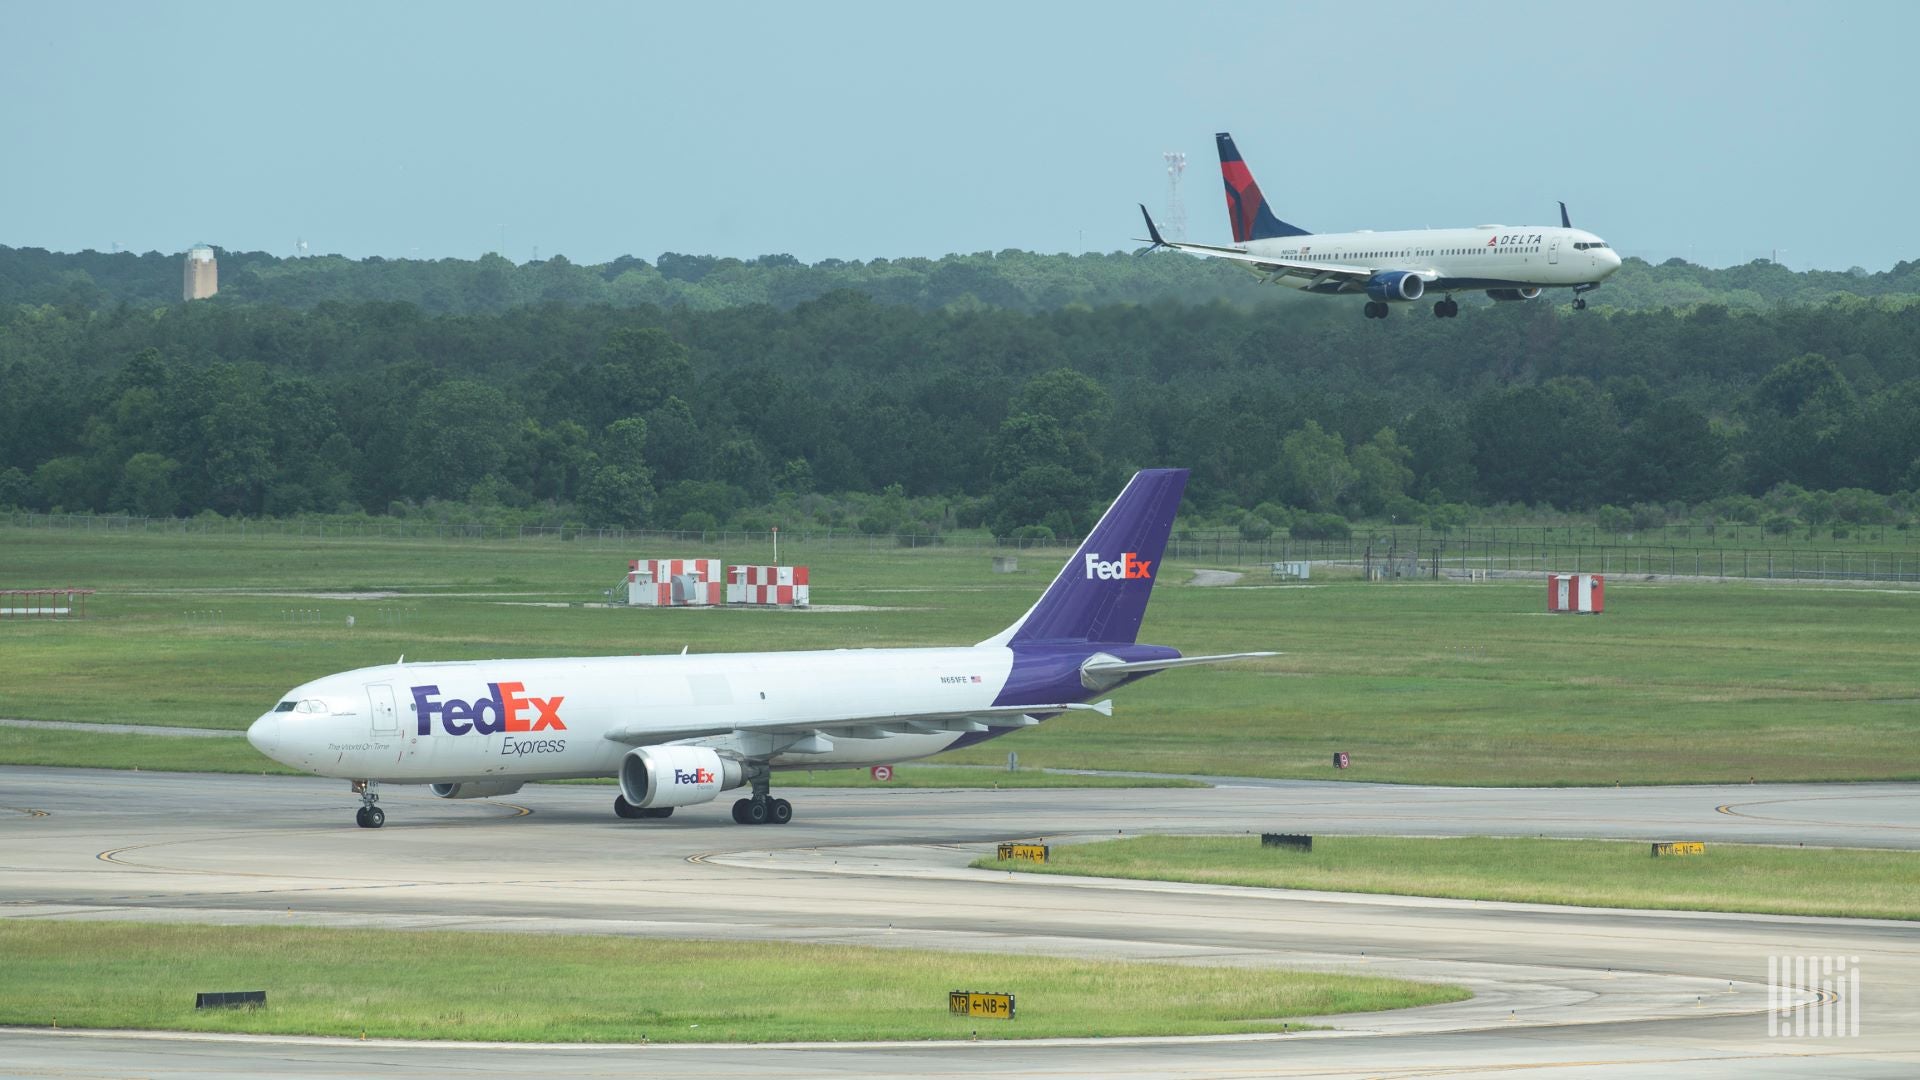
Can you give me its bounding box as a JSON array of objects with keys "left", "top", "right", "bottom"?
[
  {"left": 1363, "top": 301, "right": 1390, "bottom": 319},
  {"left": 730, "top": 772, "right": 793, "bottom": 825},
  {"left": 1432, "top": 297, "right": 1460, "bottom": 318},
  {"left": 352, "top": 779, "right": 385, "bottom": 829}
]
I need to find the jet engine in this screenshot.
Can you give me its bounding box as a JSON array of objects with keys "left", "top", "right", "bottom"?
[
  {"left": 619, "top": 745, "right": 746, "bottom": 809},
  {"left": 1365, "top": 270, "right": 1425, "bottom": 302},
  {"left": 430, "top": 780, "right": 526, "bottom": 799},
  {"left": 1484, "top": 287, "right": 1543, "bottom": 302}
]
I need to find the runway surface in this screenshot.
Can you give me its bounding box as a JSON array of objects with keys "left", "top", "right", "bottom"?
[{"left": 3, "top": 766, "right": 1917, "bottom": 1078}]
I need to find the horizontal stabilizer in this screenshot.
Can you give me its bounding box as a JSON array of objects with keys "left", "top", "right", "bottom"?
[{"left": 1080, "top": 651, "right": 1277, "bottom": 690}]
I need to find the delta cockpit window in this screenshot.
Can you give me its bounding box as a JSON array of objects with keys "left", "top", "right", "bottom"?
[{"left": 273, "top": 700, "right": 296, "bottom": 712}]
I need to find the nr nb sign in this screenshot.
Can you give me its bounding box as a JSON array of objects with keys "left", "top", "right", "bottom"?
[{"left": 949, "top": 990, "right": 1016, "bottom": 1020}]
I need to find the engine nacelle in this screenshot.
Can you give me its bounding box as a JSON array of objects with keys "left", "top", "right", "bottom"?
[
  {"left": 430, "top": 780, "right": 525, "bottom": 800},
  {"left": 1484, "top": 287, "right": 1543, "bottom": 302},
  {"left": 1365, "top": 270, "right": 1425, "bottom": 303},
  {"left": 619, "top": 745, "right": 745, "bottom": 809}
]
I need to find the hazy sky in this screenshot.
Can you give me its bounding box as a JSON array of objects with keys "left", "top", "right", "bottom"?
[{"left": 4, "top": 1, "right": 1913, "bottom": 270}]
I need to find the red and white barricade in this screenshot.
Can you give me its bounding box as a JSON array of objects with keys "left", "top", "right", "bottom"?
[
  {"left": 726, "top": 565, "right": 810, "bottom": 607},
  {"left": 628, "top": 558, "right": 724, "bottom": 606},
  {"left": 1547, "top": 573, "right": 1604, "bottom": 614}
]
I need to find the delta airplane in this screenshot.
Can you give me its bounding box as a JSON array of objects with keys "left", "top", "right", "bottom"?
[
  {"left": 1138, "top": 132, "right": 1622, "bottom": 319},
  {"left": 247, "top": 469, "right": 1272, "bottom": 828}
]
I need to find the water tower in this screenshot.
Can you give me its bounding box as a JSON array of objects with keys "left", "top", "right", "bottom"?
[{"left": 183, "top": 245, "right": 218, "bottom": 301}]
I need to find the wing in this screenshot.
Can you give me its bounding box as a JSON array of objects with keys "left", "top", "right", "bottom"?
[
  {"left": 602, "top": 700, "right": 1115, "bottom": 746},
  {"left": 1137, "top": 205, "right": 1405, "bottom": 289}
]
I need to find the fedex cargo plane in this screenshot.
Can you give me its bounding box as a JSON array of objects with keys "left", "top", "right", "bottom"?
[
  {"left": 247, "top": 469, "right": 1272, "bottom": 828},
  {"left": 1138, "top": 132, "right": 1622, "bottom": 319}
]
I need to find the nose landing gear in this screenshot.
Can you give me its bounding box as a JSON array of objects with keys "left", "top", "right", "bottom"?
[{"left": 352, "top": 780, "right": 385, "bottom": 829}]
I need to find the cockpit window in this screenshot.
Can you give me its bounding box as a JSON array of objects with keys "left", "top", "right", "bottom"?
[
  {"left": 274, "top": 700, "right": 297, "bottom": 712},
  {"left": 296, "top": 699, "right": 328, "bottom": 714}
]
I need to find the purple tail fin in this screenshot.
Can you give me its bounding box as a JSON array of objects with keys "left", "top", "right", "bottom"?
[{"left": 981, "top": 469, "right": 1187, "bottom": 647}]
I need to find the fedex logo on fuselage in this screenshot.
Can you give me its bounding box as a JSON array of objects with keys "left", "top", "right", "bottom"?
[
  {"left": 1084, "top": 551, "right": 1153, "bottom": 580},
  {"left": 411, "top": 682, "right": 565, "bottom": 736}
]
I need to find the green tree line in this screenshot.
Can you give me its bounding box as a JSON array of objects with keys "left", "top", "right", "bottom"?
[
  {"left": 7, "top": 243, "right": 1920, "bottom": 316},
  {"left": 5, "top": 287, "right": 1920, "bottom": 535}
]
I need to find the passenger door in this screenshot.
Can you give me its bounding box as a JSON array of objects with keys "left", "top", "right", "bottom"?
[{"left": 366, "top": 683, "right": 401, "bottom": 736}]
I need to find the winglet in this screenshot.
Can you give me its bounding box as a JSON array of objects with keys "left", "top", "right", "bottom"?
[
  {"left": 1559, "top": 201, "right": 1572, "bottom": 229},
  {"left": 1137, "top": 204, "right": 1168, "bottom": 251}
]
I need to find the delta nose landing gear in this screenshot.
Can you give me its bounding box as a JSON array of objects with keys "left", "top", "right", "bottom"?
[
  {"left": 731, "top": 771, "right": 793, "bottom": 825},
  {"left": 352, "top": 779, "right": 385, "bottom": 829},
  {"left": 1572, "top": 283, "right": 1599, "bottom": 311}
]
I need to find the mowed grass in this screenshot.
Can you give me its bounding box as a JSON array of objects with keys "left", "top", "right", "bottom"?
[
  {"left": 0, "top": 921, "right": 1463, "bottom": 1042},
  {"left": 975, "top": 835, "right": 1920, "bottom": 920},
  {"left": 1, "top": 526, "right": 1916, "bottom": 784}
]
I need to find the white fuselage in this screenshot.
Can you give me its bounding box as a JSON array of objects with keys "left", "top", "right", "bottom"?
[
  {"left": 1249, "top": 224, "right": 1620, "bottom": 293},
  {"left": 251, "top": 647, "right": 1016, "bottom": 785}
]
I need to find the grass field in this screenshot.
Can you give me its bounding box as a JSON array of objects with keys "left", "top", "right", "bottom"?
[
  {"left": 1, "top": 527, "right": 1915, "bottom": 785},
  {"left": 0, "top": 922, "right": 1463, "bottom": 1042},
  {"left": 973, "top": 835, "right": 1920, "bottom": 920}
]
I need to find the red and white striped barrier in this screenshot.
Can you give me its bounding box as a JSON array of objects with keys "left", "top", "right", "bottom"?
[
  {"left": 726, "top": 565, "right": 810, "bottom": 607},
  {"left": 628, "top": 559, "right": 725, "bottom": 607},
  {"left": 1547, "top": 573, "right": 1604, "bottom": 614}
]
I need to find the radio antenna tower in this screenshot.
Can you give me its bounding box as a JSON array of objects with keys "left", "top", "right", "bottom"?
[{"left": 1163, "top": 151, "right": 1188, "bottom": 241}]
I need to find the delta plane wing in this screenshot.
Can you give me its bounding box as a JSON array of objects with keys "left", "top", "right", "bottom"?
[{"left": 1137, "top": 206, "right": 1392, "bottom": 288}]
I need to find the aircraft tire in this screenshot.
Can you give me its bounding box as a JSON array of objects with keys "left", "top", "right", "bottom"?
[
  {"left": 770, "top": 799, "right": 793, "bottom": 825},
  {"left": 745, "top": 799, "right": 770, "bottom": 825},
  {"left": 1433, "top": 300, "right": 1447, "bottom": 318},
  {"left": 356, "top": 806, "right": 384, "bottom": 829},
  {"left": 614, "top": 795, "right": 644, "bottom": 819},
  {"left": 731, "top": 798, "right": 752, "bottom": 824}
]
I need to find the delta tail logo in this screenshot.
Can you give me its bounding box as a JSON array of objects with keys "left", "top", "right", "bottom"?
[
  {"left": 412, "top": 682, "right": 565, "bottom": 736},
  {"left": 1084, "top": 551, "right": 1154, "bottom": 580}
]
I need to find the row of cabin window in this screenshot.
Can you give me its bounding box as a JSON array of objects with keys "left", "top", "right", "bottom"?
[{"left": 1306, "top": 247, "right": 1539, "bottom": 261}]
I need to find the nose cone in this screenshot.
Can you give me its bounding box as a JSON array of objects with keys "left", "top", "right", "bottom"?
[
  {"left": 1599, "top": 249, "right": 1622, "bottom": 277},
  {"left": 247, "top": 714, "right": 282, "bottom": 758}
]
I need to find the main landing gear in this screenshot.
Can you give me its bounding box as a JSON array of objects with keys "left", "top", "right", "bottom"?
[
  {"left": 613, "top": 795, "right": 674, "bottom": 820},
  {"left": 352, "top": 779, "right": 385, "bottom": 829},
  {"left": 1363, "top": 301, "right": 1390, "bottom": 319},
  {"left": 731, "top": 772, "right": 793, "bottom": 825},
  {"left": 1432, "top": 298, "right": 1460, "bottom": 318}
]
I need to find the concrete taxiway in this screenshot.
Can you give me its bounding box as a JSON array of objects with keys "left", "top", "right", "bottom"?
[{"left": 2, "top": 766, "right": 1917, "bottom": 1078}]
